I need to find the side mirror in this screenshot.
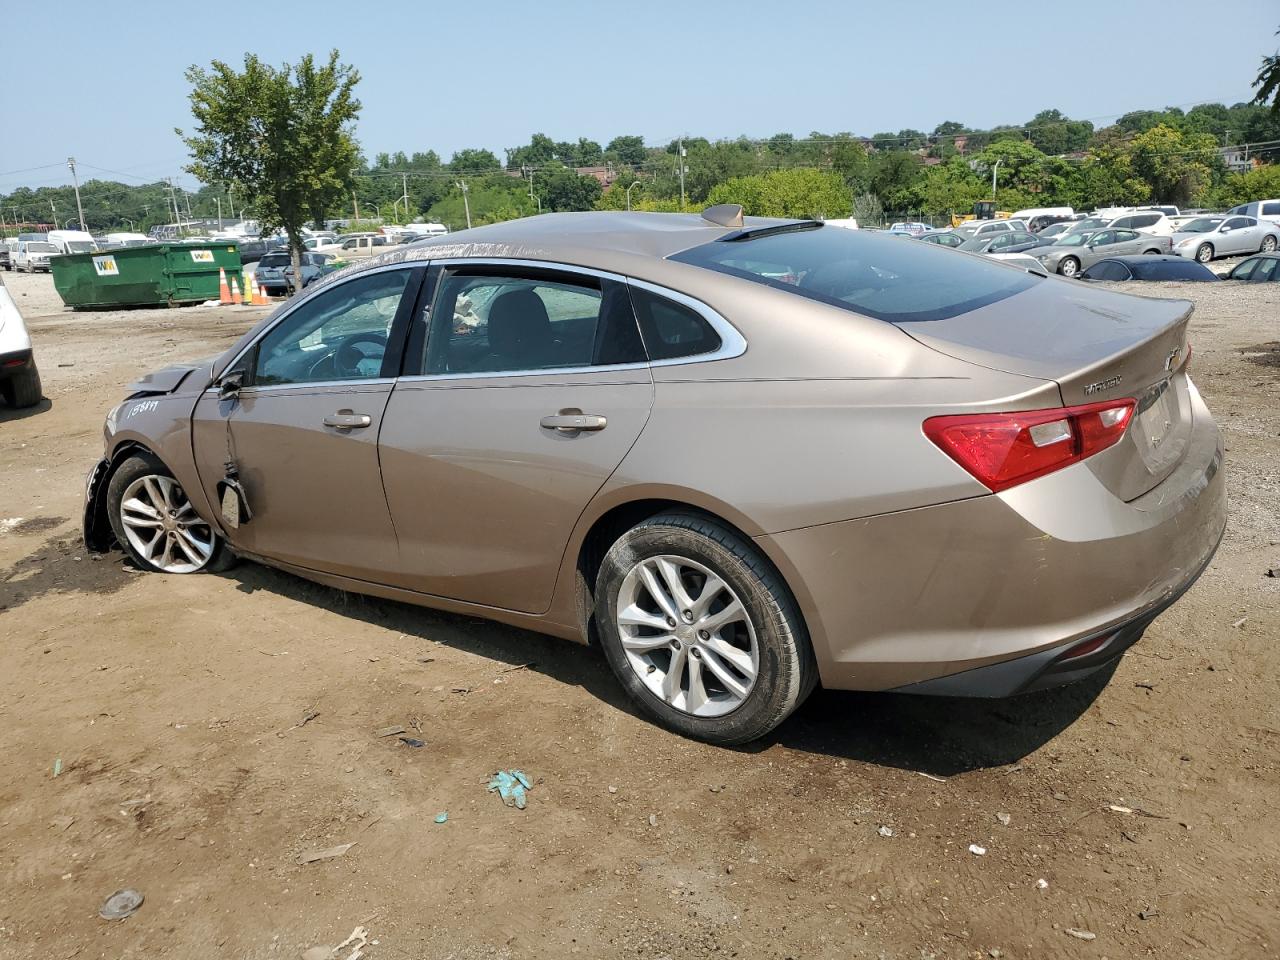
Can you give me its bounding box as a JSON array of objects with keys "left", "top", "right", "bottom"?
[{"left": 219, "top": 373, "right": 243, "bottom": 401}]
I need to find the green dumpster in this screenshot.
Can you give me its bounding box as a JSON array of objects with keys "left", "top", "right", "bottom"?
[{"left": 51, "top": 243, "right": 244, "bottom": 309}]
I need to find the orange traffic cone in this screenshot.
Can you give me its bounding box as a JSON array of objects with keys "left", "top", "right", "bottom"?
[
  {"left": 241, "top": 268, "right": 254, "bottom": 305},
  {"left": 230, "top": 274, "right": 242, "bottom": 306},
  {"left": 218, "top": 267, "right": 233, "bottom": 305},
  {"left": 251, "top": 272, "right": 264, "bottom": 302}
]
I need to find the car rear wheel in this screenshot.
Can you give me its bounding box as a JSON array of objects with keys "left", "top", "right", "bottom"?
[
  {"left": 1196, "top": 243, "right": 1214, "bottom": 263},
  {"left": 1058, "top": 256, "right": 1080, "bottom": 277},
  {"left": 595, "top": 512, "right": 817, "bottom": 745},
  {"left": 0, "top": 362, "right": 42, "bottom": 407},
  {"left": 1261, "top": 235, "right": 1277, "bottom": 253},
  {"left": 1142, "top": 248, "right": 1161, "bottom": 255},
  {"left": 106, "top": 454, "right": 233, "bottom": 574}
]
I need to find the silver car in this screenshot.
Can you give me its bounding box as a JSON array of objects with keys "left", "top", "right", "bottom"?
[
  {"left": 1030, "top": 229, "right": 1171, "bottom": 277},
  {"left": 1170, "top": 215, "right": 1280, "bottom": 262}
]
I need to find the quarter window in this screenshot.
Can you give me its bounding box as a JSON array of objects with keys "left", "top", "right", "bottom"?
[
  {"left": 253, "top": 269, "right": 411, "bottom": 386},
  {"left": 423, "top": 271, "right": 645, "bottom": 375},
  {"left": 629, "top": 286, "right": 722, "bottom": 360},
  {"left": 1254, "top": 258, "right": 1278, "bottom": 282},
  {"left": 1262, "top": 202, "right": 1280, "bottom": 216}
]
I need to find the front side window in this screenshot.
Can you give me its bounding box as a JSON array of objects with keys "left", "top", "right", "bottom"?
[
  {"left": 423, "top": 271, "right": 645, "bottom": 375},
  {"left": 670, "top": 223, "right": 1036, "bottom": 324},
  {"left": 253, "top": 269, "right": 411, "bottom": 386},
  {"left": 1224, "top": 217, "right": 1251, "bottom": 231},
  {"left": 1230, "top": 258, "right": 1258, "bottom": 280}
]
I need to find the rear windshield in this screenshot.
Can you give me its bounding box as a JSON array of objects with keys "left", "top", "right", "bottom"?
[
  {"left": 259, "top": 254, "right": 289, "bottom": 267},
  {"left": 669, "top": 225, "right": 1036, "bottom": 323}
]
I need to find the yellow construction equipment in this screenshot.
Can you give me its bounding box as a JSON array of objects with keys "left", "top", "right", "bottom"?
[{"left": 950, "top": 200, "right": 1013, "bottom": 228}]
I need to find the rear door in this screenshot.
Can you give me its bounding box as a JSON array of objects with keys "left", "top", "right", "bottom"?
[
  {"left": 191, "top": 265, "right": 423, "bottom": 580},
  {"left": 377, "top": 262, "right": 654, "bottom": 613}
]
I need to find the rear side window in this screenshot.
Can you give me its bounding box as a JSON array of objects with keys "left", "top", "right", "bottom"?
[
  {"left": 629, "top": 286, "right": 722, "bottom": 360},
  {"left": 424, "top": 271, "right": 645, "bottom": 375},
  {"left": 1263, "top": 202, "right": 1280, "bottom": 216},
  {"left": 1134, "top": 260, "right": 1212, "bottom": 281},
  {"left": 669, "top": 225, "right": 1036, "bottom": 323}
]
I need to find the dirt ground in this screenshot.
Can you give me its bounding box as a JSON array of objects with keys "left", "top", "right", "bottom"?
[{"left": 1, "top": 266, "right": 1277, "bottom": 960}]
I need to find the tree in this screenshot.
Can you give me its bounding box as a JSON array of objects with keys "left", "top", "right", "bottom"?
[
  {"left": 706, "top": 168, "right": 849, "bottom": 219},
  {"left": 534, "top": 162, "right": 602, "bottom": 212},
  {"left": 606, "top": 135, "right": 648, "bottom": 166},
  {"left": 182, "top": 50, "right": 361, "bottom": 283},
  {"left": 1024, "top": 109, "right": 1093, "bottom": 155},
  {"left": 868, "top": 150, "right": 923, "bottom": 209},
  {"left": 450, "top": 148, "right": 501, "bottom": 174},
  {"left": 1253, "top": 29, "right": 1280, "bottom": 113},
  {"left": 1211, "top": 163, "right": 1280, "bottom": 208},
  {"left": 1128, "top": 124, "right": 1220, "bottom": 206},
  {"left": 506, "top": 133, "right": 556, "bottom": 169}
]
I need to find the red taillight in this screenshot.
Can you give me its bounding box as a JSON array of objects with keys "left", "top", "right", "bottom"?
[{"left": 923, "top": 398, "right": 1136, "bottom": 493}]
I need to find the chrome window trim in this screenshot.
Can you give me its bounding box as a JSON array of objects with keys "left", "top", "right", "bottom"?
[
  {"left": 204, "top": 378, "right": 396, "bottom": 396},
  {"left": 216, "top": 261, "right": 423, "bottom": 383},
  {"left": 397, "top": 259, "right": 747, "bottom": 383}
]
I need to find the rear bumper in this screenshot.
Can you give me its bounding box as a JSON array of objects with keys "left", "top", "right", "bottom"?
[
  {"left": 0, "top": 347, "right": 34, "bottom": 381},
  {"left": 759, "top": 380, "right": 1226, "bottom": 694}
]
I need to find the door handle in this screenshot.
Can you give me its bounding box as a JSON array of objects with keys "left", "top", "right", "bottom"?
[
  {"left": 323, "top": 410, "right": 372, "bottom": 430},
  {"left": 540, "top": 412, "right": 607, "bottom": 433}
]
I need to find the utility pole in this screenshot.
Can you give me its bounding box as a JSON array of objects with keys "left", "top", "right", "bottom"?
[
  {"left": 678, "top": 139, "right": 686, "bottom": 212},
  {"left": 353, "top": 192, "right": 361, "bottom": 223},
  {"left": 216, "top": 197, "right": 223, "bottom": 232},
  {"left": 49, "top": 200, "right": 57, "bottom": 230},
  {"left": 401, "top": 172, "right": 409, "bottom": 224},
  {"left": 67, "top": 157, "right": 87, "bottom": 232},
  {"left": 458, "top": 180, "right": 472, "bottom": 229},
  {"left": 990, "top": 158, "right": 1002, "bottom": 201},
  {"left": 625, "top": 180, "right": 641, "bottom": 211}
]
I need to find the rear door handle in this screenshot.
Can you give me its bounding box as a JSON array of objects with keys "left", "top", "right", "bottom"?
[
  {"left": 540, "top": 413, "right": 607, "bottom": 433},
  {"left": 323, "top": 410, "right": 372, "bottom": 430}
]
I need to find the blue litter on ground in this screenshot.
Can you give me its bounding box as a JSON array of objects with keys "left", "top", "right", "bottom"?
[
  {"left": 434, "top": 812, "right": 448, "bottom": 824},
  {"left": 488, "top": 770, "right": 532, "bottom": 809}
]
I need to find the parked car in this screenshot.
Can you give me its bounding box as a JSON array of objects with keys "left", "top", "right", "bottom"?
[
  {"left": 233, "top": 239, "right": 269, "bottom": 263},
  {"left": 1226, "top": 200, "right": 1280, "bottom": 226},
  {"left": 954, "top": 219, "right": 1029, "bottom": 239},
  {"left": 1106, "top": 211, "right": 1176, "bottom": 236},
  {"left": 283, "top": 253, "right": 339, "bottom": 293},
  {"left": 918, "top": 231, "right": 965, "bottom": 248},
  {"left": 1035, "top": 222, "right": 1077, "bottom": 242},
  {"left": 0, "top": 273, "right": 43, "bottom": 407},
  {"left": 1030, "top": 229, "right": 1171, "bottom": 277},
  {"left": 959, "top": 231, "right": 1045, "bottom": 255},
  {"left": 1026, "top": 214, "right": 1074, "bottom": 233},
  {"left": 303, "top": 234, "right": 339, "bottom": 251},
  {"left": 889, "top": 221, "right": 930, "bottom": 236},
  {"left": 1079, "top": 255, "right": 1220, "bottom": 282},
  {"left": 0, "top": 240, "right": 11, "bottom": 271},
  {"left": 1010, "top": 207, "right": 1075, "bottom": 224},
  {"left": 1221, "top": 252, "right": 1280, "bottom": 282},
  {"left": 14, "top": 240, "right": 58, "bottom": 273},
  {"left": 1170, "top": 215, "right": 1279, "bottom": 262},
  {"left": 105, "top": 232, "right": 152, "bottom": 248},
  {"left": 82, "top": 209, "right": 1224, "bottom": 745}
]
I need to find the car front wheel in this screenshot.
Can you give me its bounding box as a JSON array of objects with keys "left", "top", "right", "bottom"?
[
  {"left": 595, "top": 512, "right": 817, "bottom": 745},
  {"left": 1196, "top": 243, "right": 1214, "bottom": 263},
  {"left": 106, "top": 454, "right": 233, "bottom": 574},
  {"left": 1058, "top": 256, "right": 1080, "bottom": 277},
  {"left": 1261, "top": 235, "right": 1277, "bottom": 253}
]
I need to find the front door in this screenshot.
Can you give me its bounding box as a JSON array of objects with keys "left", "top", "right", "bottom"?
[
  {"left": 192, "top": 266, "right": 422, "bottom": 581},
  {"left": 378, "top": 265, "right": 654, "bottom": 613}
]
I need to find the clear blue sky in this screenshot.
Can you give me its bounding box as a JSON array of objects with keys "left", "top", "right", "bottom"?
[{"left": 3, "top": 0, "right": 1277, "bottom": 194}]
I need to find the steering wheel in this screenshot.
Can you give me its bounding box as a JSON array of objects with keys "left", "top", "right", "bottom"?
[{"left": 334, "top": 331, "right": 389, "bottom": 378}]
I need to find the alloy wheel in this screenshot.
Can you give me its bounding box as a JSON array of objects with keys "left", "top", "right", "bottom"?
[
  {"left": 615, "top": 555, "right": 759, "bottom": 717},
  {"left": 118, "top": 475, "right": 215, "bottom": 573}
]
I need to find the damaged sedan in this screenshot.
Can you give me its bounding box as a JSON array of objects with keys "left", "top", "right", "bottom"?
[{"left": 84, "top": 207, "right": 1226, "bottom": 744}]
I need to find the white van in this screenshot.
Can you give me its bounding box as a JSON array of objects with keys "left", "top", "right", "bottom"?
[
  {"left": 1227, "top": 200, "right": 1280, "bottom": 226},
  {"left": 104, "top": 232, "right": 151, "bottom": 248},
  {"left": 47, "top": 230, "right": 99, "bottom": 255},
  {"left": 405, "top": 222, "right": 448, "bottom": 238},
  {"left": 1010, "top": 207, "right": 1074, "bottom": 221},
  {"left": 15, "top": 240, "right": 59, "bottom": 272}
]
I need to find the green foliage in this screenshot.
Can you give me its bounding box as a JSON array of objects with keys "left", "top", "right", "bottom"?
[
  {"left": 1128, "top": 124, "right": 1220, "bottom": 205},
  {"left": 450, "top": 149, "right": 501, "bottom": 174},
  {"left": 1210, "top": 164, "right": 1280, "bottom": 208},
  {"left": 1254, "top": 31, "right": 1280, "bottom": 113},
  {"left": 532, "top": 162, "right": 602, "bottom": 212},
  {"left": 868, "top": 151, "right": 923, "bottom": 209},
  {"left": 426, "top": 176, "right": 534, "bottom": 230},
  {"left": 606, "top": 135, "right": 648, "bottom": 166},
  {"left": 706, "top": 168, "right": 849, "bottom": 219},
  {"left": 181, "top": 49, "right": 361, "bottom": 257}
]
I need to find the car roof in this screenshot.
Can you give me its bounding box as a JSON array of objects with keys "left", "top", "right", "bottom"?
[
  {"left": 1093, "top": 255, "right": 1185, "bottom": 264},
  {"left": 316, "top": 211, "right": 809, "bottom": 288}
]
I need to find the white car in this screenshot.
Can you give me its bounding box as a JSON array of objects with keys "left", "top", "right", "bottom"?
[
  {"left": 1170, "top": 215, "right": 1280, "bottom": 262},
  {"left": 0, "top": 274, "right": 42, "bottom": 407},
  {"left": 954, "top": 218, "right": 1030, "bottom": 239},
  {"left": 1227, "top": 199, "right": 1280, "bottom": 226},
  {"left": 1106, "top": 211, "right": 1176, "bottom": 237}
]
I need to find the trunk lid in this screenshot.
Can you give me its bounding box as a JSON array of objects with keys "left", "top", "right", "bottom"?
[{"left": 898, "top": 278, "right": 1193, "bottom": 502}]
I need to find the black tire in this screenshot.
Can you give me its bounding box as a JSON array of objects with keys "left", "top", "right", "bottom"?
[
  {"left": 595, "top": 512, "right": 817, "bottom": 745},
  {"left": 1142, "top": 248, "right": 1161, "bottom": 255},
  {"left": 1196, "top": 243, "right": 1213, "bottom": 263},
  {"left": 1261, "top": 235, "right": 1277, "bottom": 253},
  {"left": 1, "top": 361, "right": 42, "bottom": 407},
  {"left": 106, "top": 453, "right": 234, "bottom": 573},
  {"left": 1058, "top": 256, "right": 1080, "bottom": 277}
]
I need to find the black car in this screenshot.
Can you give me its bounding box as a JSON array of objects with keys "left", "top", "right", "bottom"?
[
  {"left": 1079, "top": 255, "right": 1219, "bottom": 283},
  {"left": 233, "top": 239, "right": 268, "bottom": 263},
  {"left": 1222, "top": 253, "right": 1280, "bottom": 282},
  {"left": 959, "top": 230, "right": 1045, "bottom": 255}
]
